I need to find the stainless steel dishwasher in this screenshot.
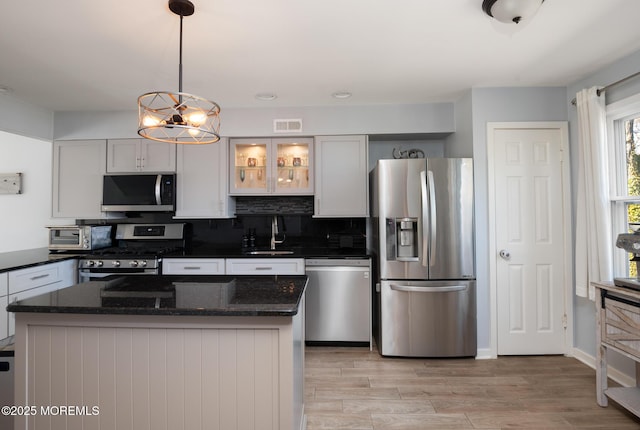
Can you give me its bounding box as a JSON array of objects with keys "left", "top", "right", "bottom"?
[{"left": 305, "top": 258, "right": 371, "bottom": 348}]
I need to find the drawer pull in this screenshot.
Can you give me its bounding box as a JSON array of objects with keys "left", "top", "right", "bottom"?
[
  {"left": 30, "top": 274, "right": 50, "bottom": 281},
  {"left": 255, "top": 267, "right": 273, "bottom": 271},
  {"left": 183, "top": 266, "right": 201, "bottom": 270},
  {"left": 603, "top": 290, "right": 640, "bottom": 309}
]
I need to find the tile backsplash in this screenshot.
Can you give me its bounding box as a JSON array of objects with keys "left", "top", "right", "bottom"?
[{"left": 235, "top": 196, "right": 314, "bottom": 215}]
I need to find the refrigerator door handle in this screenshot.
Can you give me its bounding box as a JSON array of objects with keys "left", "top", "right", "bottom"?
[
  {"left": 420, "top": 170, "right": 429, "bottom": 267},
  {"left": 390, "top": 284, "right": 467, "bottom": 293},
  {"left": 427, "top": 170, "right": 437, "bottom": 267}
]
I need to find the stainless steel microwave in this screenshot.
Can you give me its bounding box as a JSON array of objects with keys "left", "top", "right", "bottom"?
[
  {"left": 102, "top": 174, "right": 176, "bottom": 212},
  {"left": 47, "top": 225, "right": 112, "bottom": 251}
]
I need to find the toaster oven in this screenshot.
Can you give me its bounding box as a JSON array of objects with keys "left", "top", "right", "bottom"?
[{"left": 47, "top": 225, "right": 112, "bottom": 251}]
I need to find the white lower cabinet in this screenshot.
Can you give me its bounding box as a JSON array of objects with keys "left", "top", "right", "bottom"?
[
  {"left": 7, "top": 259, "right": 77, "bottom": 336},
  {"left": 225, "top": 258, "right": 305, "bottom": 275},
  {"left": 0, "top": 273, "right": 7, "bottom": 339},
  {"left": 162, "top": 258, "right": 225, "bottom": 275}
]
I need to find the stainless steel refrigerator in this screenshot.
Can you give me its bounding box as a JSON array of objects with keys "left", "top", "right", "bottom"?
[{"left": 370, "top": 158, "right": 476, "bottom": 357}]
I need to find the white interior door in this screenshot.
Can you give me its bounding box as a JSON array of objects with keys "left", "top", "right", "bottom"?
[{"left": 490, "top": 124, "right": 569, "bottom": 355}]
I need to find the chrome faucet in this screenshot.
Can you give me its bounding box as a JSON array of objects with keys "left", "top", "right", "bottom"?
[{"left": 270, "top": 215, "right": 286, "bottom": 250}]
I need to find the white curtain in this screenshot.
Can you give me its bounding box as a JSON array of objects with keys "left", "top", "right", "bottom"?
[{"left": 575, "top": 87, "right": 613, "bottom": 300}]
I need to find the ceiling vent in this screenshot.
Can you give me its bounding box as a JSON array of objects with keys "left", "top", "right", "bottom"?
[{"left": 273, "top": 119, "right": 303, "bottom": 133}]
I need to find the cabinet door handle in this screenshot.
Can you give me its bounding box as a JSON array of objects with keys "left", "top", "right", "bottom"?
[{"left": 30, "top": 274, "right": 50, "bottom": 281}]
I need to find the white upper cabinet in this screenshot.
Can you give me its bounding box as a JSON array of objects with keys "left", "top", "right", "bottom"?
[
  {"left": 314, "top": 135, "right": 369, "bottom": 217},
  {"left": 107, "top": 138, "right": 176, "bottom": 172},
  {"left": 174, "top": 137, "right": 235, "bottom": 219},
  {"left": 229, "top": 137, "right": 313, "bottom": 195},
  {"left": 52, "top": 140, "right": 107, "bottom": 219}
]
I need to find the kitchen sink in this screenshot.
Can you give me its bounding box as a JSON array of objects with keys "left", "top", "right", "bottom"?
[{"left": 248, "top": 250, "right": 295, "bottom": 255}]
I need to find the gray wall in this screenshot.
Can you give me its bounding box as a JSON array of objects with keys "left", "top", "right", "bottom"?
[
  {"left": 0, "top": 93, "right": 53, "bottom": 140},
  {"left": 445, "top": 90, "right": 473, "bottom": 158},
  {"left": 470, "top": 87, "right": 569, "bottom": 351},
  {"left": 53, "top": 103, "right": 455, "bottom": 140}
]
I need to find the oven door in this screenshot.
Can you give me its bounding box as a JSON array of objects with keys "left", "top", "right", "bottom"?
[
  {"left": 48, "top": 226, "right": 84, "bottom": 250},
  {"left": 79, "top": 267, "right": 159, "bottom": 283}
]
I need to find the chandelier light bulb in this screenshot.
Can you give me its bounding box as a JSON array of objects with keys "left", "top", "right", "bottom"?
[
  {"left": 187, "top": 111, "right": 207, "bottom": 127},
  {"left": 142, "top": 115, "right": 160, "bottom": 127}
]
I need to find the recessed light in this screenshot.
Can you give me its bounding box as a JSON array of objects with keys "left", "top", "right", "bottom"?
[
  {"left": 332, "top": 91, "right": 352, "bottom": 99},
  {"left": 255, "top": 93, "right": 277, "bottom": 101}
]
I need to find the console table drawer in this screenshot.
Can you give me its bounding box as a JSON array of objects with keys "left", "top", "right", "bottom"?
[{"left": 603, "top": 294, "right": 640, "bottom": 359}]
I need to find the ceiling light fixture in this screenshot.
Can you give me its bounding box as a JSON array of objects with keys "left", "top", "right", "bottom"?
[
  {"left": 332, "top": 91, "right": 352, "bottom": 99},
  {"left": 255, "top": 93, "right": 278, "bottom": 101},
  {"left": 137, "top": 0, "right": 221, "bottom": 144},
  {"left": 482, "top": 0, "right": 544, "bottom": 24}
]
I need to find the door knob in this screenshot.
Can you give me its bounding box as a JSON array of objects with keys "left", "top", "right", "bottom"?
[{"left": 499, "top": 249, "right": 511, "bottom": 260}]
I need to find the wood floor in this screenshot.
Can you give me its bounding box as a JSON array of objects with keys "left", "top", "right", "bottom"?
[{"left": 304, "top": 346, "right": 640, "bottom": 429}]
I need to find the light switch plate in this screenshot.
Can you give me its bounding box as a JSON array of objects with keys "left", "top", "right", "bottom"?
[{"left": 0, "top": 173, "right": 22, "bottom": 194}]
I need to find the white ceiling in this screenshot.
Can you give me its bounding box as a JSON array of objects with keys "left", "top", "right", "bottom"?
[{"left": 2, "top": 0, "right": 640, "bottom": 112}]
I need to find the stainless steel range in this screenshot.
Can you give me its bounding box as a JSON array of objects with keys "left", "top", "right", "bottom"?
[{"left": 78, "top": 223, "right": 187, "bottom": 282}]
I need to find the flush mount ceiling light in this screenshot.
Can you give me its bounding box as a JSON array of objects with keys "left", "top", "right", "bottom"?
[
  {"left": 255, "top": 93, "right": 278, "bottom": 101},
  {"left": 137, "top": 0, "right": 221, "bottom": 144},
  {"left": 482, "top": 0, "right": 544, "bottom": 24},
  {"left": 332, "top": 91, "right": 352, "bottom": 99}
]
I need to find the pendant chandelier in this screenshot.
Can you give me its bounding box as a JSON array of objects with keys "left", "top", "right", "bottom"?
[{"left": 138, "top": 0, "right": 221, "bottom": 144}]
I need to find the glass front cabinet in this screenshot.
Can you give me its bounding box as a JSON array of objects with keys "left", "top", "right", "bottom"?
[{"left": 229, "top": 137, "right": 313, "bottom": 195}]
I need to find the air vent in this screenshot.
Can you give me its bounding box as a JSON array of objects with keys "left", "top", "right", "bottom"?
[{"left": 273, "top": 119, "right": 303, "bottom": 133}]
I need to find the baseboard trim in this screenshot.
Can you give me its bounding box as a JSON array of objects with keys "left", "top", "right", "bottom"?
[
  {"left": 475, "top": 348, "right": 495, "bottom": 360},
  {"left": 571, "top": 347, "right": 635, "bottom": 387}
]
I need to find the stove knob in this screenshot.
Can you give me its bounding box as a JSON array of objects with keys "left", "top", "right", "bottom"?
[
  {"left": 113, "top": 261, "right": 121, "bottom": 267},
  {"left": 96, "top": 261, "right": 103, "bottom": 267},
  {"left": 130, "top": 260, "right": 139, "bottom": 267},
  {"left": 140, "top": 260, "right": 148, "bottom": 267},
  {"left": 86, "top": 260, "right": 95, "bottom": 267}
]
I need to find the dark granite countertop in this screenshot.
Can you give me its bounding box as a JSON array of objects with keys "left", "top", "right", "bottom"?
[
  {"left": 0, "top": 247, "right": 79, "bottom": 273},
  {"left": 0, "top": 246, "right": 370, "bottom": 275},
  {"left": 7, "top": 275, "right": 307, "bottom": 317}
]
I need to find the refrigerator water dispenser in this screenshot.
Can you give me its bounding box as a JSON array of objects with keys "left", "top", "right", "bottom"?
[{"left": 386, "top": 217, "right": 419, "bottom": 261}]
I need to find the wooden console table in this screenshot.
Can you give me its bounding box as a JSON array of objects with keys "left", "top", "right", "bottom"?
[{"left": 593, "top": 281, "right": 640, "bottom": 416}]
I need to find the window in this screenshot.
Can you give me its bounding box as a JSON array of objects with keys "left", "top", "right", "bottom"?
[{"left": 608, "top": 94, "right": 640, "bottom": 277}]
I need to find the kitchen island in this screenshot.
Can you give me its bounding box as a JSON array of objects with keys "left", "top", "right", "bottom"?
[{"left": 7, "top": 275, "right": 307, "bottom": 430}]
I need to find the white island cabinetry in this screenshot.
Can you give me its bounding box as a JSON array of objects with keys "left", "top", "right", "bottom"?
[{"left": 11, "top": 275, "right": 306, "bottom": 430}]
